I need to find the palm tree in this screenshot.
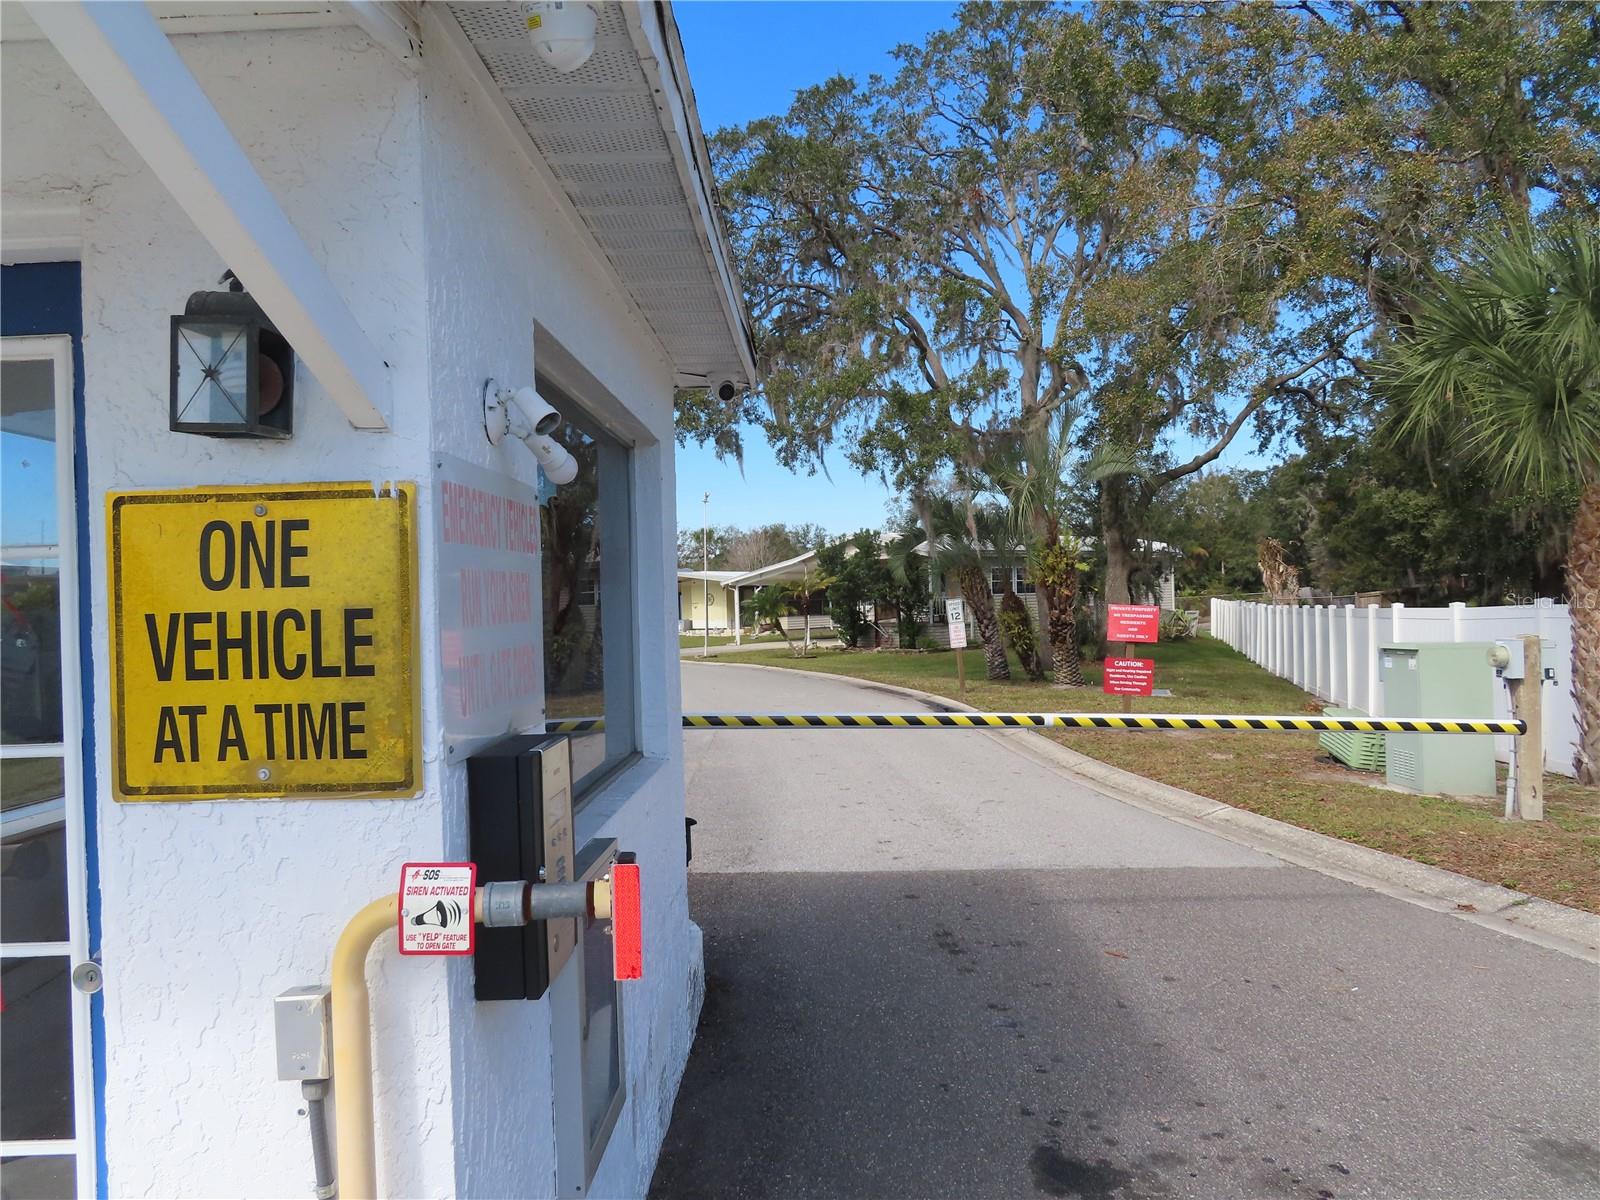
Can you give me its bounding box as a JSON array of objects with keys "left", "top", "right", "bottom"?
[
  {"left": 747, "top": 585, "right": 795, "bottom": 655},
  {"left": 987, "top": 408, "right": 1089, "bottom": 686},
  {"left": 883, "top": 528, "right": 931, "bottom": 647},
  {"left": 1375, "top": 220, "right": 1599, "bottom": 783},
  {"left": 922, "top": 495, "right": 1012, "bottom": 681},
  {"left": 782, "top": 570, "right": 819, "bottom": 652}
]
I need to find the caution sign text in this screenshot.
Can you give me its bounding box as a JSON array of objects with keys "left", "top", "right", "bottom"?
[{"left": 109, "top": 482, "right": 419, "bottom": 801}]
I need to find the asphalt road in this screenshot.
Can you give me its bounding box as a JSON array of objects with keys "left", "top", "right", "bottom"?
[{"left": 651, "top": 663, "right": 1600, "bottom": 1200}]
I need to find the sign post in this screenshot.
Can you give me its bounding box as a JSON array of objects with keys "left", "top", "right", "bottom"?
[
  {"left": 1510, "top": 634, "right": 1544, "bottom": 821},
  {"left": 945, "top": 598, "right": 967, "bottom": 700},
  {"left": 1104, "top": 604, "right": 1161, "bottom": 712},
  {"left": 107, "top": 481, "right": 420, "bottom": 801}
]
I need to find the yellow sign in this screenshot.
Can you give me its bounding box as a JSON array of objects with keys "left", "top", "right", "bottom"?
[{"left": 108, "top": 482, "right": 420, "bottom": 801}]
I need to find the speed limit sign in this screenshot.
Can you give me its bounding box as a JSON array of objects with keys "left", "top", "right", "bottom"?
[{"left": 945, "top": 598, "right": 967, "bottom": 648}]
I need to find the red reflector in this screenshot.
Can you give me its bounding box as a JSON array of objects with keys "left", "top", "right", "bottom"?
[{"left": 611, "top": 858, "right": 642, "bottom": 981}]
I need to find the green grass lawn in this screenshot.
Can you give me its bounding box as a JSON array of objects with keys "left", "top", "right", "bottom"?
[{"left": 702, "top": 637, "right": 1600, "bottom": 912}]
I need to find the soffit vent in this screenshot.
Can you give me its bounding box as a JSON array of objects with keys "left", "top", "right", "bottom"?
[{"left": 445, "top": 1, "right": 749, "bottom": 382}]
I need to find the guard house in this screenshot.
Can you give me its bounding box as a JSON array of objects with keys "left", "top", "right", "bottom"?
[{"left": 1, "top": 3, "right": 753, "bottom": 1196}]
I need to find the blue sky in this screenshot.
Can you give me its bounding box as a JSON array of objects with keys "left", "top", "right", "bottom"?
[{"left": 674, "top": 1, "right": 958, "bottom": 537}]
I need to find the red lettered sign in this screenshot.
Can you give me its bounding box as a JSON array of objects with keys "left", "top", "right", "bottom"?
[
  {"left": 398, "top": 862, "right": 476, "bottom": 956},
  {"left": 1102, "top": 657, "right": 1155, "bottom": 697},
  {"left": 1106, "top": 604, "right": 1160, "bottom": 643}
]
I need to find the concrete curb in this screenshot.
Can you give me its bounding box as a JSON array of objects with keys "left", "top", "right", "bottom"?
[
  {"left": 684, "top": 658, "right": 1600, "bottom": 963},
  {"left": 679, "top": 638, "right": 840, "bottom": 659}
]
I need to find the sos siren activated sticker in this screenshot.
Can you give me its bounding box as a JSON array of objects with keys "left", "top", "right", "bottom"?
[
  {"left": 399, "top": 862, "right": 477, "bottom": 956},
  {"left": 1106, "top": 604, "right": 1161, "bottom": 643}
]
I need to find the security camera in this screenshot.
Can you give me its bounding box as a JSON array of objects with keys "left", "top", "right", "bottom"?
[
  {"left": 528, "top": 433, "right": 578, "bottom": 485},
  {"left": 520, "top": 1, "right": 597, "bottom": 74},
  {"left": 512, "top": 385, "right": 561, "bottom": 436},
  {"left": 483, "top": 378, "right": 578, "bottom": 485},
  {"left": 714, "top": 379, "right": 739, "bottom": 404}
]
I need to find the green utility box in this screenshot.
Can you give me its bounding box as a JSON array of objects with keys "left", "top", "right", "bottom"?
[
  {"left": 1379, "top": 643, "right": 1496, "bottom": 796},
  {"left": 1319, "top": 706, "right": 1386, "bottom": 772}
]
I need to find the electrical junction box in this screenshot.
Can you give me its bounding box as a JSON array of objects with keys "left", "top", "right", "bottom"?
[
  {"left": 467, "top": 733, "right": 576, "bottom": 1001},
  {"left": 1379, "top": 643, "right": 1495, "bottom": 797},
  {"left": 273, "top": 985, "right": 332, "bottom": 1081},
  {"left": 1488, "top": 638, "right": 1559, "bottom": 683}
]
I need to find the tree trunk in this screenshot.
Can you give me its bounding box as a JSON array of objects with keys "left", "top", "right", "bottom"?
[
  {"left": 1034, "top": 576, "right": 1055, "bottom": 674},
  {"left": 1000, "top": 590, "right": 1046, "bottom": 681},
  {"left": 1100, "top": 483, "right": 1135, "bottom": 607},
  {"left": 959, "top": 564, "right": 1010, "bottom": 681},
  {"left": 1045, "top": 577, "right": 1086, "bottom": 686},
  {"left": 1569, "top": 481, "right": 1599, "bottom": 784}
]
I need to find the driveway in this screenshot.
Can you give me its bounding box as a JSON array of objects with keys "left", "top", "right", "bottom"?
[{"left": 651, "top": 662, "right": 1600, "bottom": 1200}]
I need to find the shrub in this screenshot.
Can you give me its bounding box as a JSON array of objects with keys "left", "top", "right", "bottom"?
[
  {"left": 998, "top": 592, "right": 1046, "bottom": 680},
  {"left": 1162, "top": 609, "right": 1198, "bottom": 641}
]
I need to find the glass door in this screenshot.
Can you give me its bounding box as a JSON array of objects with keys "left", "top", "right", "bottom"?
[{"left": 1, "top": 335, "right": 93, "bottom": 1197}]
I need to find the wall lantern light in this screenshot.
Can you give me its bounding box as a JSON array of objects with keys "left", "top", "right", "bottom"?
[{"left": 170, "top": 271, "right": 294, "bottom": 439}]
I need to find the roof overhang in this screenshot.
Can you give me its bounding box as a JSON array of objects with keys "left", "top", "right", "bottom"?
[
  {"left": 441, "top": 1, "right": 757, "bottom": 391},
  {"left": 726, "top": 550, "right": 821, "bottom": 588}
]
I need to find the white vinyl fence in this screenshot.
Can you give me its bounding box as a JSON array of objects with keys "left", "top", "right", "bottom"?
[{"left": 1212, "top": 598, "right": 1578, "bottom": 778}]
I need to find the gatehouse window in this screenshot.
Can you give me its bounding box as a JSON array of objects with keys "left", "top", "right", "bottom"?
[{"left": 538, "top": 377, "right": 637, "bottom": 798}]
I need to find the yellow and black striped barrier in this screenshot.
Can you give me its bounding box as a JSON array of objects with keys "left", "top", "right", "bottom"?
[{"left": 546, "top": 713, "right": 1525, "bottom": 735}]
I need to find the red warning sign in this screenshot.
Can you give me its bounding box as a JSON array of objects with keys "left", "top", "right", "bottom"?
[
  {"left": 398, "top": 862, "right": 476, "bottom": 956},
  {"left": 1106, "top": 604, "right": 1160, "bottom": 643},
  {"left": 1102, "top": 657, "right": 1155, "bottom": 697}
]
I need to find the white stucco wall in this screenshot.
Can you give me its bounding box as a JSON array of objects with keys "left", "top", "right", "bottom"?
[
  {"left": 417, "top": 9, "right": 699, "bottom": 1197},
  {"left": 2, "top": 14, "right": 698, "bottom": 1198}
]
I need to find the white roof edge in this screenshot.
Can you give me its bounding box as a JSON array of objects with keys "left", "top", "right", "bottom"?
[
  {"left": 623, "top": 2, "right": 758, "bottom": 388},
  {"left": 677, "top": 569, "right": 744, "bottom": 582},
  {"left": 727, "top": 548, "right": 820, "bottom": 586}
]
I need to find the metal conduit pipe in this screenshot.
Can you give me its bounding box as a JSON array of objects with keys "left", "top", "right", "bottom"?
[
  {"left": 301, "top": 1080, "right": 336, "bottom": 1199},
  {"left": 326, "top": 881, "right": 605, "bottom": 1200},
  {"left": 329, "top": 895, "right": 396, "bottom": 1200}
]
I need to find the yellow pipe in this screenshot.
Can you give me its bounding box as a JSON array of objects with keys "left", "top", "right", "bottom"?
[{"left": 331, "top": 895, "right": 397, "bottom": 1200}]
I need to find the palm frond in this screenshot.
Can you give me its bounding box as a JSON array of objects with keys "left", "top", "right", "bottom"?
[{"left": 1377, "top": 220, "right": 1600, "bottom": 494}]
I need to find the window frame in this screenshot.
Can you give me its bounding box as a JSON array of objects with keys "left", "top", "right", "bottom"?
[
  {"left": 0, "top": 334, "right": 95, "bottom": 1195},
  {"left": 536, "top": 373, "right": 639, "bottom": 802}
]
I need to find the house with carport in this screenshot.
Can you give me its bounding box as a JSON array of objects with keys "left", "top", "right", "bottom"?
[{"left": 676, "top": 548, "right": 832, "bottom": 638}]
